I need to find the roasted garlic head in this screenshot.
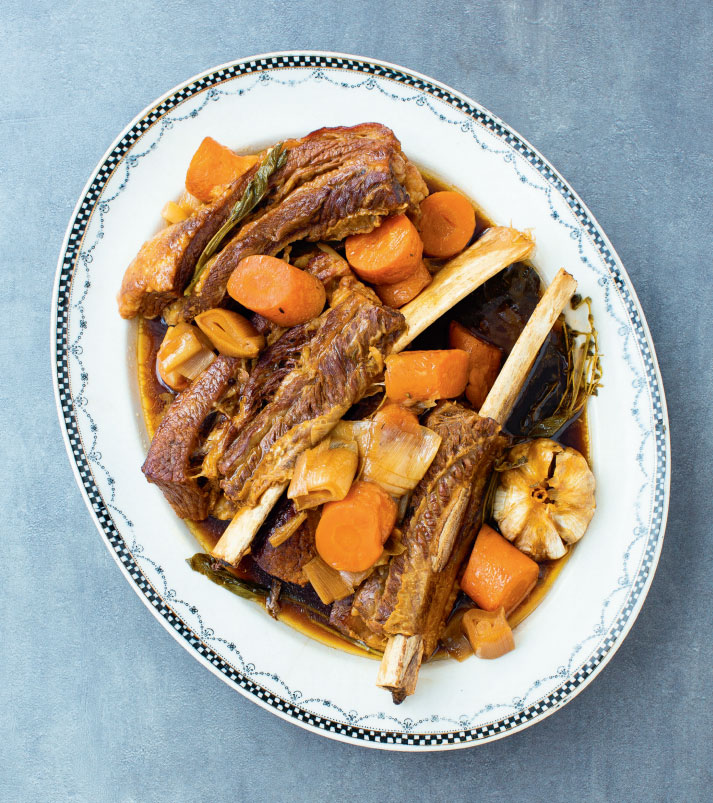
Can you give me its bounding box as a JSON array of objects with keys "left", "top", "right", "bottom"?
[{"left": 492, "top": 439, "right": 595, "bottom": 561}]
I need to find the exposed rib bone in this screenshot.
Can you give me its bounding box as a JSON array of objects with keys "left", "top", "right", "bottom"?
[
  {"left": 211, "top": 484, "right": 284, "bottom": 564},
  {"left": 479, "top": 268, "right": 578, "bottom": 423},
  {"left": 375, "top": 635, "right": 424, "bottom": 704},
  {"left": 390, "top": 227, "right": 535, "bottom": 353},
  {"left": 211, "top": 227, "right": 535, "bottom": 566},
  {"left": 377, "top": 268, "right": 577, "bottom": 702}
]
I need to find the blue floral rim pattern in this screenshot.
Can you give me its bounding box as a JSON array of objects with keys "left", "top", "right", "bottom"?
[{"left": 52, "top": 53, "right": 669, "bottom": 748}]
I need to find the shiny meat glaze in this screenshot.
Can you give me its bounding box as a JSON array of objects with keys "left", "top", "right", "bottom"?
[
  {"left": 117, "top": 166, "right": 259, "bottom": 319},
  {"left": 250, "top": 499, "right": 318, "bottom": 586}
]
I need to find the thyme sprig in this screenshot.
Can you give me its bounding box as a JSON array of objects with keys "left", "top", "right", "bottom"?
[
  {"left": 527, "top": 295, "right": 603, "bottom": 438},
  {"left": 184, "top": 143, "right": 287, "bottom": 295}
]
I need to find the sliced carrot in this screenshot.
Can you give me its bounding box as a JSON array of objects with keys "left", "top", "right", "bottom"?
[
  {"left": 417, "top": 191, "right": 476, "bottom": 258},
  {"left": 373, "top": 403, "right": 421, "bottom": 435},
  {"left": 462, "top": 607, "right": 515, "bottom": 659},
  {"left": 315, "top": 481, "right": 398, "bottom": 572},
  {"left": 448, "top": 321, "right": 503, "bottom": 409},
  {"left": 185, "top": 137, "right": 258, "bottom": 204},
  {"left": 460, "top": 524, "right": 539, "bottom": 615},
  {"left": 384, "top": 350, "right": 469, "bottom": 403},
  {"left": 375, "top": 260, "right": 432, "bottom": 308},
  {"left": 345, "top": 214, "right": 423, "bottom": 284},
  {"left": 227, "top": 255, "right": 326, "bottom": 327}
]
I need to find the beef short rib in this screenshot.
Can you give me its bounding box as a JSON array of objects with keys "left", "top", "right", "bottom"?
[
  {"left": 167, "top": 123, "right": 427, "bottom": 322},
  {"left": 331, "top": 402, "right": 507, "bottom": 657},
  {"left": 142, "top": 356, "right": 245, "bottom": 519},
  {"left": 250, "top": 499, "right": 318, "bottom": 587},
  {"left": 219, "top": 279, "right": 406, "bottom": 505},
  {"left": 117, "top": 167, "right": 259, "bottom": 319}
]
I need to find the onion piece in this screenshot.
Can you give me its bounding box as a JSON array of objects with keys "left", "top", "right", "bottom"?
[
  {"left": 332, "top": 418, "right": 441, "bottom": 497},
  {"left": 176, "top": 190, "right": 204, "bottom": 216},
  {"left": 462, "top": 607, "right": 515, "bottom": 660},
  {"left": 287, "top": 438, "right": 359, "bottom": 511},
  {"left": 309, "top": 418, "right": 338, "bottom": 447},
  {"left": 360, "top": 423, "right": 442, "bottom": 497},
  {"left": 268, "top": 510, "right": 307, "bottom": 547},
  {"left": 157, "top": 323, "right": 216, "bottom": 390},
  {"left": 180, "top": 348, "right": 216, "bottom": 381},
  {"left": 331, "top": 421, "right": 372, "bottom": 456},
  {"left": 339, "top": 567, "right": 372, "bottom": 589},
  {"left": 439, "top": 608, "right": 474, "bottom": 662},
  {"left": 304, "top": 556, "right": 354, "bottom": 605},
  {"left": 161, "top": 200, "right": 188, "bottom": 225},
  {"left": 195, "top": 308, "right": 265, "bottom": 358}
]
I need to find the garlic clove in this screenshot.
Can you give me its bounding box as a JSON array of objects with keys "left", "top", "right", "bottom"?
[
  {"left": 550, "top": 506, "right": 591, "bottom": 545},
  {"left": 514, "top": 508, "right": 567, "bottom": 561},
  {"left": 492, "top": 489, "right": 532, "bottom": 539}
]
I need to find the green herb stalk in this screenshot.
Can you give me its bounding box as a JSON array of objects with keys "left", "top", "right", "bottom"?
[
  {"left": 187, "top": 553, "right": 383, "bottom": 657},
  {"left": 184, "top": 143, "right": 288, "bottom": 295},
  {"left": 527, "top": 296, "right": 603, "bottom": 438}
]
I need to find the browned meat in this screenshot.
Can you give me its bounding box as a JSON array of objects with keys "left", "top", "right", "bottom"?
[
  {"left": 199, "top": 266, "right": 368, "bottom": 492},
  {"left": 234, "top": 253, "right": 353, "bottom": 426},
  {"left": 169, "top": 123, "right": 427, "bottom": 322},
  {"left": 266, "top": 123, "right": 420, "bottom": 207},
  {"left": 379, "top": 408, "right": 505, "bottom": 646},
  {"left": 331, "top": 403, "right": 507, "bottom": 657},
  {"left": 218, "top": 280, "right": 405, "bottom": 505},
  {"left": 142, "top": 356, "right": 245, "bottom": 519},
  {"left": 117, "top": 167, "right": 258, "bottom": 319},
  {"left": 200, "top": 314, "right": 323, "bottom": 477},
  {"left": 250, "top": 500, "right": 317, "bottom": 586},
  {"left": 237, "top": 313, "right": 323, "bottom": 427},
  {"left": 304, "top": 248, "right": 353, "bottom": 296},
  {"left": 329, "top": 569, "right": 390, "bottom": 652}
]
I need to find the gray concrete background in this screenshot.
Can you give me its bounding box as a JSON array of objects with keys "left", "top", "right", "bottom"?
[{"left": 2, "top": 1, "right": 712, "bottom": 800}]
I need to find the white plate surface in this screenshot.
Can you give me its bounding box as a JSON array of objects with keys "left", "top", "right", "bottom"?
[{"left": 52, "top": 52, "right": 670, "bottom": 750}]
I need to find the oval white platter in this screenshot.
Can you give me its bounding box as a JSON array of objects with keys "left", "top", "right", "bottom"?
[{"left": 51, "top": 52, "right": 670, "bottom": 750}]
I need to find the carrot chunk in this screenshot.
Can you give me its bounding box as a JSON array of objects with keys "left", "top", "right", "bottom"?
[
  {"left": 185, "top": 137, "right": 258, "bottom": 204},
  {"left": 315, "top": 481, "right": 398, "bottom": 572},
  {"left": 375, "top": 260, "right": 432, "bottom": 308},
  {"left": 384, "top": 350, "right": 469, "bottom": 403},
  {"left": 373, "top": 404, "right": 421, "bottom": 435},
  {"left": 227, "top": 255, "right": 326, "bottom": 327},
  {"left": 448, "top": 321, "right": 503, "bottom": 409},
  {"left": 417, "top": 191, "right": 476, "bottom": 258},
  {"left": 345, "top": 214, "right": 423, "bottom": 284},
  {"left": 460, "top": 524, "right": 539, "bottom": 615}
]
